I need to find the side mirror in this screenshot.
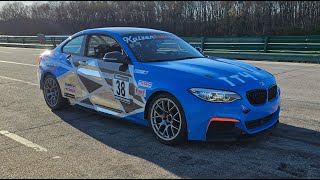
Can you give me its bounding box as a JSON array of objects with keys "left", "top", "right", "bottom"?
[
  {"left": 103, "top": 51, "right": 129, "bottom": 64},
  {"left": 195, "top": 47, "right": 204, "bottom": 54}
]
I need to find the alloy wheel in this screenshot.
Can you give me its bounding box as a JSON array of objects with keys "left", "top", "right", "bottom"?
[
  {"left": 150, "top": 98, "right": 182, "bottom": 141},
  {"left": 44, "top": 77, "right": 59, "bottom": 107}
]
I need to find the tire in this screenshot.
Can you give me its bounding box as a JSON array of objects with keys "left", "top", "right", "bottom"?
[
  {"left": 148, "top": 93, "right": 188, "bottom": 146},
  {"left": 43, "top": 74, "right": 68, "bottom": 110}
]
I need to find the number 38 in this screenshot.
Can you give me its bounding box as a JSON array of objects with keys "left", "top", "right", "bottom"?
[{"left": 116, "top": 80, "right": 126, "bottom": 97}]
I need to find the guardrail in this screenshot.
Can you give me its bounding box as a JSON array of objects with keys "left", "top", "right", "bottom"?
[
  {"left": 0, "top": 35, "right": 319, "bottom": 63},
  {"left": 183, "top": 36, "right": 320, "bottom": 53},
  {"left": 0, "top": 35, "right": 69, "bottom": 48},
  {"left": 182, "top": 36, "right": 320, "bottom": 63}
]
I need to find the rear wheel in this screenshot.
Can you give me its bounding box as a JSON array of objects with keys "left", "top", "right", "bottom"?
[
  {"left": 148, "top": 93, "right": 187, "bottom": 146},
  {"left": 43, "top": 74, "right": 68, "bottom": 110}
]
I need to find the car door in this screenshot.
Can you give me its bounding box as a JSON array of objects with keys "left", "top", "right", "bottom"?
[
  {"left": 58, "top": 35, "right": 87, "bottom": 103},
  {"left": 76, "top": 34, "right": 145, "bottom": 116}
]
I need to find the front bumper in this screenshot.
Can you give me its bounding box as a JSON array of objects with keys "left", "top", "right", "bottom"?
[
  {"left": 206, "top": 115, "right": 279, "bottom": 142},
  {"left": 182, "top": 85, "right": 281, "bottom": 141}
]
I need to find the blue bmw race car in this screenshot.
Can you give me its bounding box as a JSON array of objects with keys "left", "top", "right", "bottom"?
[{"left": 37, "top": 27, "right": 280, "bottom": 145}]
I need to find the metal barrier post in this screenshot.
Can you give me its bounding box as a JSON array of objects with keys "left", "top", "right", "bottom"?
[
  {"left": 264, "top": 36, "right": 268, "bottom": 53},
  {"left": 201, "top": 37, "right": 205, "bottom": 51}
]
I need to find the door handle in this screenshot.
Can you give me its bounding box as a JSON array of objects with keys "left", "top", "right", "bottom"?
[
  {"left": 66, "top": 54, "right": 72, "bottom": 61},
  {"left": 78, "top": 60, "right": 87, "bottom": 65}
]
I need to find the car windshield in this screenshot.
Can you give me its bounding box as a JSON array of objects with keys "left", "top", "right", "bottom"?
[{"left": 121, "top": 33, "right": 204, "bottom": 62}]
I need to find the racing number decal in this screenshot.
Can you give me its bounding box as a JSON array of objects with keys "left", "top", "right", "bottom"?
[
  {"left": 115, "top": 80, "right": 126, "bottom": 97},
  {"left": 113, "top": 77, "right": 130, "bottom": 104}
]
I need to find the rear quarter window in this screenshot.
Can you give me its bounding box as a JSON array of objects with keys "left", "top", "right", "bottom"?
[{"left": 62, "top": 36, "right": 84, "bottom": 55}]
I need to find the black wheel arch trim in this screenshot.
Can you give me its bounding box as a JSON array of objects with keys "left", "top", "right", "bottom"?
[{"left": 40, "top": 72, "right": 55, "bottom": 90}]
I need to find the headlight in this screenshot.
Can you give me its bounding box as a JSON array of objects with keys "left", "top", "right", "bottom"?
[{"left": 189, "top": 88, "right": 241, "bottom": 103}]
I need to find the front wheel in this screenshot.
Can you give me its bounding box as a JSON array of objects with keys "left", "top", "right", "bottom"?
[
  {"left": 148, "top": 93, "right": 187, "bottom": 146},
  {"left": 43, "top": 74, "right": 68, "bottom": 110}
]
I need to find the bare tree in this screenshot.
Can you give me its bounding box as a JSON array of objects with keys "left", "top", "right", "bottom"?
[{"left": 0, "top": 1, "right": 320, "bottom": 36}]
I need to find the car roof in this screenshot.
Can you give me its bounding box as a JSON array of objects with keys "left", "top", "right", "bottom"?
[{"left": 80, "top": 27, "right": 170, "bottom": 36}]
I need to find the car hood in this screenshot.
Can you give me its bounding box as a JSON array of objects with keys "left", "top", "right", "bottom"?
[{"left": 142, "top": 57, "right": 274, "bottom": 87}]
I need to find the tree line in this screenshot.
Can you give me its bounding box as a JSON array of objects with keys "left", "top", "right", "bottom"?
[{"left": 0, "top": 1, "right": 320, "bottom": 37}]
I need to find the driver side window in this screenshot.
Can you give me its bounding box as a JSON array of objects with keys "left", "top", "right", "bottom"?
[{"left": 86, "top": 35, "right": 123, "bottom": 59}]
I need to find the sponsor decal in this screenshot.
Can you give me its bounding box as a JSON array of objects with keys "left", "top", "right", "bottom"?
[
  {"left": 45, "top": 61, "right": 59, "bottom": 70},
  {"left": 259, "top": 82, "right": 265, "bottom": 86},
  {"left": 64, "top": 93, "right": 75, "bottom": 99},
  {"left": 65, "top": 83, "right": 76, "bottom": 94},
  {"left": 134, "top": 69, "right": 149, "bottom": 75},
  {"left": 47, "top": 65, "right": 57, "bottom": 70},
  {"left": 114, "top": 74, "right": 130, "bottom": 82},
  {"left": 113, "top": 76, "right": 130, "bottom": 104},
  {"left": 153, "top": 34, "right": 178, "bottom": 40},
  {"left": 123, "top": 35, "right": 155, "bottom": 43},
  {"left": 135, "top": 87, "right": 146, "bottom": 97},
  {"left": 123, "top": 34, "right": 178, "bottom": 43},
  {"left": 46, "top": 61, "right": 58, "bottom": 67},
  {"left": 238, "top": 72, "right": 257, "bottom": 80},
  {"left": 219, "top": 72, "right": 258, "bottom": 86},
  {"left": 218, "top": 77, "right": 235, "bottom": 87},
  {"left": 138, "top": 80, "right": 152, "bottom": 88}
]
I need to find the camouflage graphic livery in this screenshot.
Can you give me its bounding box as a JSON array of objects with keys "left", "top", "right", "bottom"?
[{"left": 38, "top": 27, "right": 281, "bottom": 144}]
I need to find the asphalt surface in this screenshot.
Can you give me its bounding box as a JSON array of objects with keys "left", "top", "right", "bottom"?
[{"left": 0, "top": 46, "right": 320, "bottom": 179}]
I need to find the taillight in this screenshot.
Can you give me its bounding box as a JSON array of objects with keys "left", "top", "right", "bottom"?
[{"left": 38, "top": 56, "right": 43, "bottom": 65}]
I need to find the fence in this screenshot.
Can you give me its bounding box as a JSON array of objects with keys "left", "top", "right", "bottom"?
[
  {"left": 0, "top": 35, "right": 320, "bottom": 63},
  {"left": 0, "top": 35, "right": 68, "bottom": 48},
  {"left": 182, "top": 36, "right": 320, "bottom": 62}
]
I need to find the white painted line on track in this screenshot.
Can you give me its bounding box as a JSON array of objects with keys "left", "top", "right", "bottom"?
[
  {"left": 0, "top": 47, "right": 17, "bottom": 50},
  {"left": 0, "top": 130, "right": 48, "bottom": 152},
  {"left": 0, "top": 60, "right": 37, "bottom": 67},
  {"left": 0, "top": 51, "right": 12, "bottom": 54},
  {"left": 0, "top": 75, "right": 38, "bottom": 86}
]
